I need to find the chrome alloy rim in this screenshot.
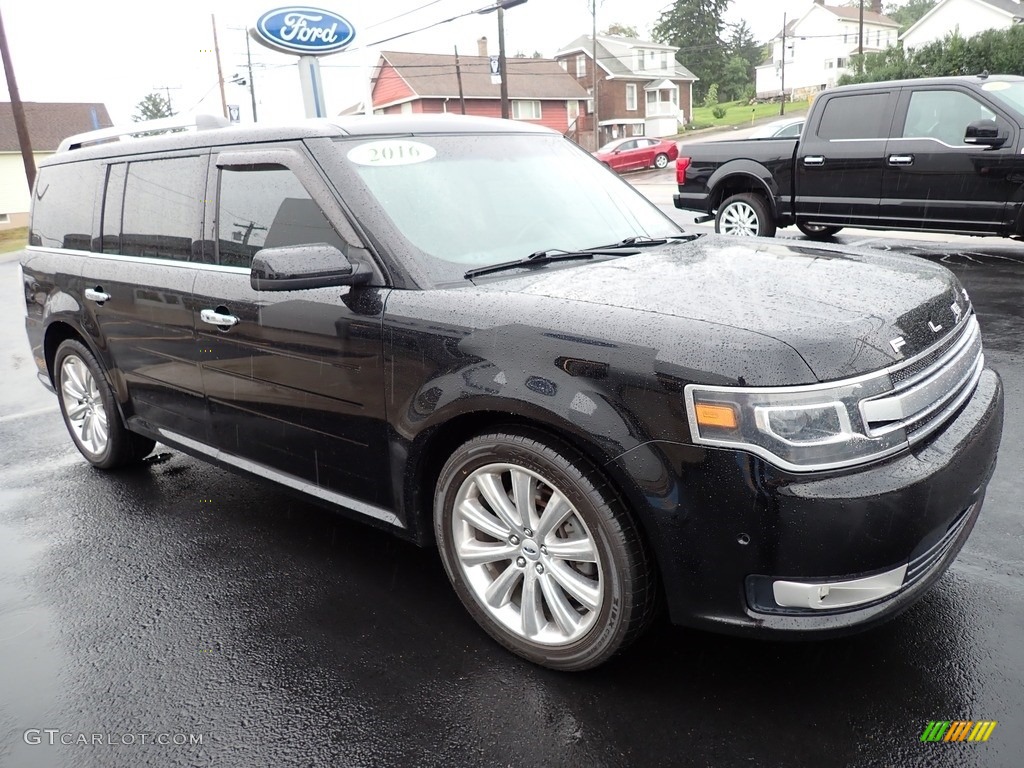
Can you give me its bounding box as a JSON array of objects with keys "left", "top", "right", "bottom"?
[
  {"left": 60, "top": 356, "right": 109, "bottom": 456},
  {"left": 451, "top": 463, "right": 603, "bottom": 645},
  {"left": 655, "top": 154, "right": 669, "bottom": 169},
  {"left": 719, "top": 202, "right": 760, "bottom": 236}
]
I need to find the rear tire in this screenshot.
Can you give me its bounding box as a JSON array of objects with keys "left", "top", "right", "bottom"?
[
  {"left": 54, "top": 339, "right": 155, "bottom": 469},
  {"left": 434, "top": 431, "right": 657, "bottom": 671},
  {"left": 653, "top": 153, "right": 669, "bottom": 169},
  {"left": 715, "top": 193, "right": 777, "bottom": 237},
  {"left": 796, "top": 221, "right": 843, "bottom": 240}
]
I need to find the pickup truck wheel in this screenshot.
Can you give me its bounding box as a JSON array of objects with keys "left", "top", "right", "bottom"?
[
  {"left": 653, "top": 153, "right": 670, "bottom": 169},
  {"left": 434, "top": 431, "right": 657, "bottom": 671},
  {"left": 796, "top": 222, "right": 843, "bottom": 240},
  {"left": 54, "top": 340, "right": 155, "bottom": 469},
  {"left": 716, "top": 193, "right": 776, "bottom": 237}
]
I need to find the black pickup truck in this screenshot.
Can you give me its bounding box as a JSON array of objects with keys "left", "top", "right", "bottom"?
[{"left": 674, "top": 74, "right": 1024, "bottom": 239}]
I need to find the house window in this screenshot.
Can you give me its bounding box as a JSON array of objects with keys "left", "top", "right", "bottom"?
[
  {"left": 825, "top": 59, "right": 834, "bottom": 70},
  {"left": 567, "top": 99, "right": 580, "bottom": 123},
  {"left": 400, "top": 102, "right": 412, "bottom": 114},
  {"left": 576, "top": 54, "right": 586, "bottom": 77},
  {"left": 0, "top": 213, "right": 9, "bottom": 224},
  {"left": 511, "top": 100, "right": 542, "bottom": 120},
  {"left": 637, "top": 49, "right": 647, "bottom": 71},
  {"left": 837, "top": 58, "right": 849, "bottom": 69},
  {"left": 661, "top": 51, "right": 669, "bottom": 70},
  {"left": 626, "top": 83, "right": 637, "bottom": 111}
]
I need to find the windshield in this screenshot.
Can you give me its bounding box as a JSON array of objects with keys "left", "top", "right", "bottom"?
[
  {"left": 597, "top": 140, "right": 625, "bottom": 153},
  {"left": 326, "top": 132, "right": 682, "bottom": 285},
  {"left": 979, "top": 80, "right": 1024, "bottom": 116}
]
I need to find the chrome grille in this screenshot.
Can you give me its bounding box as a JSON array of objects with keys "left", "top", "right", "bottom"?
[{"left": 860, "top": 316, "right": 983, "bottom": 445}]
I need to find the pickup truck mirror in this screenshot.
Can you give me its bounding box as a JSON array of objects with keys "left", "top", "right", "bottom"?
[
  {"left": 964, "top": 119, "right": 1008, "bottom": 148},
  {"left": 250, "top": 244, "right": 372, "bottom": 291}
]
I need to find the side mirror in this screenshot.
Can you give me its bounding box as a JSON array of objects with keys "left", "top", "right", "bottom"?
[
  {"left": 964, "top": 119, "right": 1008, "bottom": 148},
  {"left": 250, "top": 244, "right": 372, "bottom": 291}
]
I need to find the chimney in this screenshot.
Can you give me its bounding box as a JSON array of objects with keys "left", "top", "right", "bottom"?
[
  {"left": 814, "top": 0, "right": 824, "bottom": 4},
  {"left": 871, "top": 0, "right": 882, "bottom": 11},
  {"left": 477, "top": 37, "right": 488, "bottom": 57}
]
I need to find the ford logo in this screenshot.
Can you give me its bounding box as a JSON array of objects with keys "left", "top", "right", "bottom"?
[{"left": 252, "top": 7, "right": 356, "bottom": 55}]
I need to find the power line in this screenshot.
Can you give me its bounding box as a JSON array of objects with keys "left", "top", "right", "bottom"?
[{"left": 367, "top": 0, "right": 448, "bottom": 29}]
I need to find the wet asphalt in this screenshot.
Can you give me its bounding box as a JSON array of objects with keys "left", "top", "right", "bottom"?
[{"left": 0, "top": 235, "right": 1022, "bottom": 768}]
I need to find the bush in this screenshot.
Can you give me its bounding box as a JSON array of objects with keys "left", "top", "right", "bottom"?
[
  {"left": 703, "top": 84, "right": 720, "bottom": 109},
  {"left": 712, "top": 105, "right": 727, "bottom": 119}
]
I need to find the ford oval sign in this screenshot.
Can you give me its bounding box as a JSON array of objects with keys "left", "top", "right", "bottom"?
[{"left": 252, "top": 7, "right": 356, "bottom": 55}]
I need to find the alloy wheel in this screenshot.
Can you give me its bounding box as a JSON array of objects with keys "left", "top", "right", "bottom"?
[{"left": 59, "top": 355, "right": 109, "bottom": 457}]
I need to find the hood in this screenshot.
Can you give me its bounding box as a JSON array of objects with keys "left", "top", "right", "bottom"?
[{"left": 477, "top": 235, "right": 971, "bottom": 382}]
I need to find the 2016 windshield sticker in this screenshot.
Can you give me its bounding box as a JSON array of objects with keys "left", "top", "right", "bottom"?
[
  {"left": 347, "top": 141, "right": 436, "bottom": 166},
  {"left": 981, "top": 81, "right": 1011, "bottom": 91}
]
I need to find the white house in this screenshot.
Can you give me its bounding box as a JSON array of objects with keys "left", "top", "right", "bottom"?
[
  {"left": 1, "top": 102, "right": 112, "bottom": 231},
  {"left": 755, "top": 0, "right": 900, "bottom": 100},
  {"left": 901, "top": 0, "right": 1024, "bottom": 49}
]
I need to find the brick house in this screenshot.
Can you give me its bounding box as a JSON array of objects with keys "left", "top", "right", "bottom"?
[
  {"left": 0, "top": 102, "right": 112, "bottom": 231},
  {"left": 554, "top": 35, "right": 697, "bottom": 149},
  {"left": 370, "top": 47, "right": 590, "bottom": 136}
]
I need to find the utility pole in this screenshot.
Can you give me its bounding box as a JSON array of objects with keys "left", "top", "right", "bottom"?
[
  {"left": 454, "top": 46, "right": 467, "bottom": 115},
  {"left": 592, "top": 0, "right": 599, "bottom": 148},
  {"left": 212, "top": 14, "right": 228, "bottom": 118},
  {"left": 0, "top": 8, "right": 36, "bottom": 190},
  {"left": 153, "top": 85, "right": 181, "bottom": 116},
  {"left": 858, "top": 0, "right": 865, "bottom": 64},
  {"left": 497, "top": 7, "right": 510, "bottom": 118},
  {"left": 228, "top": 26, "right": 259, "bottom": 122},
  {"left": 780, "top": 13, "right": 786, "bottom": 117}
]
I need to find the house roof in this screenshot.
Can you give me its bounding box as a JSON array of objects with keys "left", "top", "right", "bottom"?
[
  {"left": 376, "top": 51, "right": 590, "bottom": 101},
  {"left": 771, "top": 3, "right": 899, "bottom": 39},
  {"left": 901, "top": 0, "right": 1024, "bottom": 43},
  {"left": 0, "top": 102, "right": 112, "bottom": 152},
  {"left": 555, "top": 34, "right": 697, "bottom": 81}
]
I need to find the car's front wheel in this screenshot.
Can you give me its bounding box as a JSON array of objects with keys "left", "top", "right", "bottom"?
[
  {"left": 54, "top": 339, "right": 155, "bottom": 469},
  {"left": 653, "top": 153, "right": 670, "bottom": 169},
  {"left": 434, "top": 431, "right": 657, "bottom": 671},
  {"left": 715, "top": 193, "right": 777, "bottom": 237}
]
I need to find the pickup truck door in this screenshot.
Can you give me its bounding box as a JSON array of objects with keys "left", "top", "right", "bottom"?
[
  {"left": 880, "top": 86, "right": 1019, "bottom": 233},
  {"left": 795, "top": 89, "right": 897, "bottom": 226}
]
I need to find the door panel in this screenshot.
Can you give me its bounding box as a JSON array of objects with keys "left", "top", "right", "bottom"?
[
  {"left": 880, "top": 88, "right": 1019, "bottom": 232},
  {"left": 795, "top": 90, "right": 897, "bottom": 225}
]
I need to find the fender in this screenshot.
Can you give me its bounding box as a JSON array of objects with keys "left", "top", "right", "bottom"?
[{"left": 706, "top": 159, "right": 781, "bottom": 215}]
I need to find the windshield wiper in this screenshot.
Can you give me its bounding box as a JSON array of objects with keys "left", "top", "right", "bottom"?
[
  {"left": 591, "top": 233, "right": 702, "bottom": 249},
  {"left": 464, "top": 247, "right": 639, "bottom": 280}
]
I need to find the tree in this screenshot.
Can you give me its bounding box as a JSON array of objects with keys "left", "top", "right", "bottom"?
[
  {"left": 884, "top": 0, "right": 937, "bottom": 33},
  {"left": 132, "top": 92, "right": 173, "bottom": 122},
  {"left": 719, "top": 55, "right": 752, "bottom": 102},
  {"left": 653, "top": 0, "right": 731, "bottom": 102},
  {"left": 602, "top": 22, "right": 639, "bottom": 38}
]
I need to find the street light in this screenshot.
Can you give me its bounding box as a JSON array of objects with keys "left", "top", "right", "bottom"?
[{"left": 476, "top": 0, "right": 528, "bottom": 120}]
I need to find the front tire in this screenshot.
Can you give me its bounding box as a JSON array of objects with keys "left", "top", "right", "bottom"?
[
  {"left": 653, "top": 153, "right": 669, "bottom": 169},
  {"left": 434, "top": 431, "right": 657, "bottom": 671},
  {"left": 54, "top": 339, "right": 155, "bottom": 469},
  {"left": 796, "top": 221, "right": 843, "bottom": 240},
  {"left": 715, "top": 193, "right": 777, "bottom": 237}
]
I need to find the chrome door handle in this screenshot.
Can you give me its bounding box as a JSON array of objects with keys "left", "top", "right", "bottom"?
[
  {"left": 803, "top": 155, "right": 825, "bottom": 166},
  {"left": 200, "top": 309, "right": 239, "bottom": 327},
  {"left": 888, "top": 154, "right": 914, "bottom": 166},
  {"left": 84, "top": 288, "right": 111, "bottom": 302}
]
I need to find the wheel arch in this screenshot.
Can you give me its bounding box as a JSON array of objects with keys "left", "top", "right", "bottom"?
[
  {"left": 707, "top": 163, "right": 779, "bottom": 216},
  {"left": 43, "top": 320, "right": 130, "bottom": 422}
]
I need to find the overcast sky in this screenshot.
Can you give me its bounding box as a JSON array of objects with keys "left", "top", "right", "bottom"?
[{"left": 0, "top": 0, "right": 828, "bottom": 123}]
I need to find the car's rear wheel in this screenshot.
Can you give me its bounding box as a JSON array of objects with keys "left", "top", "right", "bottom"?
[
  {"left": 54, "top": 339, "right": 155, "bottom": 469},
  {"left": 653, "top": 153, "right": 670, "bottom": 169},
  {"left": 434, "top": 431, "right": 657, "bottom": 671},
  {"left": 715, "top": 193, "right": 776, "bottom": 237},
  {"left": 796, "top": 221, "right": 843, "bottom": 240}
]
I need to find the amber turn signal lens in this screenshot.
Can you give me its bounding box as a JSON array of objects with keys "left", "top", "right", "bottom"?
[{"left": 695, "top": 402, "right": 739, "bottom": 430}]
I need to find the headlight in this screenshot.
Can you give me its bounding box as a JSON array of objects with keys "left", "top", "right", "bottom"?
[{"left": 684, "top": 375, "right": 905, "bottom": 472}]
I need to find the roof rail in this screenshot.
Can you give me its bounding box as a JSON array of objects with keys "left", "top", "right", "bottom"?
[{"left": 57, "top": 113, "right": 231, "bottom": 152}]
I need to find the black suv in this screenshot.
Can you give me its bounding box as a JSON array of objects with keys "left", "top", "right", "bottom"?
[{"left": 21, "top": 114, "right": 1003, "bottom": 670}]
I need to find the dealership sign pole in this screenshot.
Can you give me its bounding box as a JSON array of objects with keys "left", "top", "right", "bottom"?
[{"left": 250, "top": 7, "right": 356, "bottom": 118}]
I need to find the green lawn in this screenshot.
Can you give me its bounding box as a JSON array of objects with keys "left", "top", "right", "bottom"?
[
  {"left": 686, "top": 100, "right": 810, "bottom": 131},
  {"left": 0, "top": 226, "right": 28, "bottom": 255}
]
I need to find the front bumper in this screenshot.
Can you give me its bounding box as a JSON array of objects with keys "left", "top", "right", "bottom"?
[{"left": 614, "top": 367, "right": 1003, "bottom": 638}]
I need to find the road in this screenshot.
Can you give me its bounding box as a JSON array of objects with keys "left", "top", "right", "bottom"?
[{"left": 1, "top": 219, "right": 1022, "bottom": 766}]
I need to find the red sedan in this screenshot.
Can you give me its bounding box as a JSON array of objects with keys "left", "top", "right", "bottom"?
[{"left": 593, "top": 136, "right": 679, "bottom": 172}]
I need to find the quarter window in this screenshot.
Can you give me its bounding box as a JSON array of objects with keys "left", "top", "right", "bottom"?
[
  {"left": 216, "top": 165, "right": 345, "bottom": 269},
  {"left": 511, "top": 100, "right": 542, "bottom": 120},
  {"left": 817, "top": 93, "right": 891, "bottom": 139},
  {"left": 29, "top": 161, "right": 101, "bottom": 251},
  {"left": 121, "top": 156, "right": 206, "bottom": 261}
]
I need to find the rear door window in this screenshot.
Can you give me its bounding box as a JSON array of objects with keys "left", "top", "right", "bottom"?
[
  {"left": 817, "top": 93, "right": 892, "bottom": 139},
  {"left": 120, "top": 156, "right": 207, "bottom": 261}
]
